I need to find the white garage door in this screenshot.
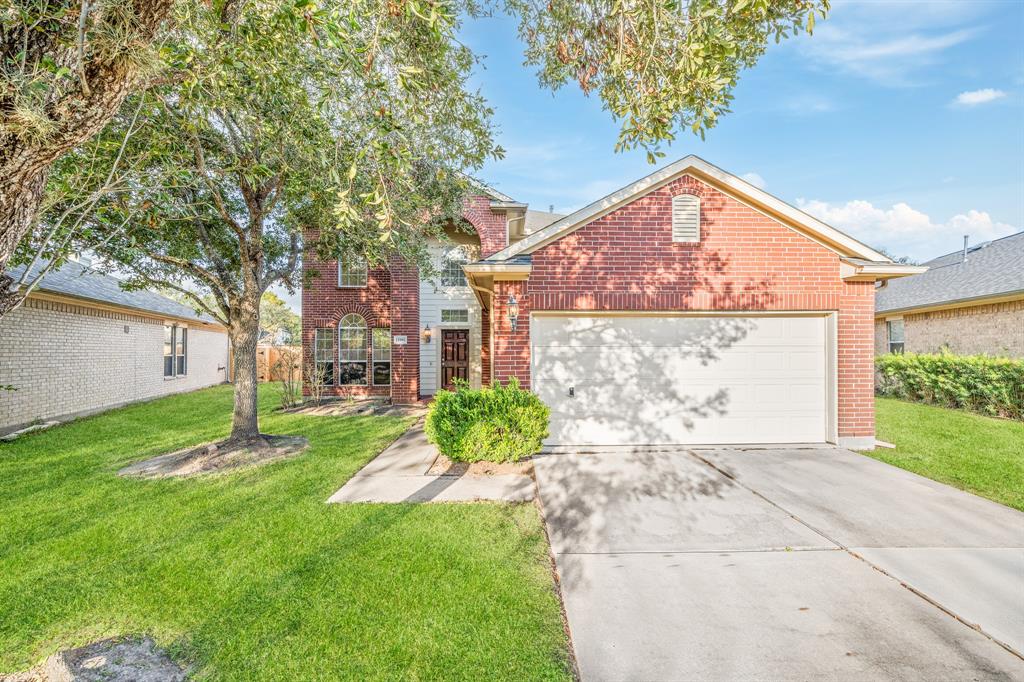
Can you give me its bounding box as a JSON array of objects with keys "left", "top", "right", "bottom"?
[{"left": 532, "top": 315, "right": 830, "bottom": 446}]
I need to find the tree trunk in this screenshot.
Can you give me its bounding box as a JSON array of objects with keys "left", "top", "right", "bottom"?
[
  {"left": 229, "top": 296, "right": 262, "bottom": 442},
  {"left": 0, "top": 166, "right": 48, "bottom": 319}
]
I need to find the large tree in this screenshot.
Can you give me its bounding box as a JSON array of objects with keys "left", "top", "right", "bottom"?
[
  {"left": 52, "top": 0, "right": 497, "bottom": 443},
  {"left": 0, "top": 0, "right": 179, "bottom": 316}
]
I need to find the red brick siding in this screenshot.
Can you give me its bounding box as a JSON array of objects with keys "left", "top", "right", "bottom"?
[
  {"left": 498, "top": 174, "right": 874, "bottom": 439},
  {"left": 480, "top": 304, "right": 492, "bottom": 386},
  {"left": 463, "top": 195, "right": 508, "bottom": 258},
  {"left": 301, "top": 231, "right": 391, "bottom": 398},
  {"left": 492, "top": 280, "right": 531, "bottom": 389},
  {"left": 389, "top": 257, "right": 420, "bottom": 403}
]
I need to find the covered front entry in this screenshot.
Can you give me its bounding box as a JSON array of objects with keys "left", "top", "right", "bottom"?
[{"left": 531, "top": 314, "right": 832, "bottom": 446}]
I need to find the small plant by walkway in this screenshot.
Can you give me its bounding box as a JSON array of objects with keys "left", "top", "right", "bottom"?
[
  {"left": 873, "top": 397, "right": 1024, "bottom": 511},
  {"left": 0, "top": 385, "right": 571, "bottom": 680}
]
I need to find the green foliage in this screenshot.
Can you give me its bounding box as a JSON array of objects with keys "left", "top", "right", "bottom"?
[
  {"left": 506, "top": 0, "right": 830, "bottom": 156},
  {"left": 425, "top": 378, "right": 550, "bottom": 463},
  {"left": 0, "top": 384, "right": 572, "bottom": 678},
  {"left": 260, "top": 292, "right": 300, "bottom": 345},
  {"left": 876, "top": 352, "right": 1024, "bottom": 420}
]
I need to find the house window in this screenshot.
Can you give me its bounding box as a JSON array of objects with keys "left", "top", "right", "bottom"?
[
  {"left": 887, "top": 319, "right": 905, "bottom": 354},
  {"left": 440, "top": 250, "right": 468, "bottom": 287},
  {"left": 338, "top": 254, "right": 368, "bottom": 288},
  {"left": 441, "top": 309, "right": 469, "bottom": 324},
  {"left": 372, "top": 328, "right": 392, "bottom": 386},
  {"left": 338, "top": 313, "right": 368, "bottom": 384},
  {"left": 314, "top": 328, "right": 335, "bottom": 384},
  {"left": 163, "top": 324, "right": 187, "bottom": 377},
  {"left": 671, "top": 194, "right": 701, "bottom": 243}
]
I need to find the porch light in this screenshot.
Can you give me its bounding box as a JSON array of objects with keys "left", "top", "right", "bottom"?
[
  {"left": 422, "top": 324, "right": 432, "bottom": 343},
  {"left": 507, "top": 294, "right": 519, "bottom": 331}
]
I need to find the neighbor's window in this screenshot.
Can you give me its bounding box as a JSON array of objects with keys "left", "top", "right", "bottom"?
[
  {"left": 338, "top": 254, "right": 368, "bottom": 287},
  {"left": 163, "top": 324, "right": 187, "bottom": 377},
  {"left": 338, "top": 313, "right": 368, "bottom": 384},
  {"left": 440, "top": 249, "right": 468, "bottom": 287},
  {"left": 887, "top": 319, "right": 905, "bottom": 354},
  {"left": 314, "top": 328, "right": 335, "bottom": 384},
  {"left": 441, "top": 309, "right": 469, "bottom": 324},
  {"left": 671, "top": 194, "right": 701, "bottom": 243},
  {"left": 372, "top": 328, "right": 392, "bottom": 386}
]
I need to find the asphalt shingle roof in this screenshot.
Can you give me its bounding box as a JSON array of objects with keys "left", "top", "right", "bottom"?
[
  {"left": 876, "top": 231, "right": 1024, "bottom": 313},
  {"left": 7, "top": 259, "right": 216, "bottom": 323}
]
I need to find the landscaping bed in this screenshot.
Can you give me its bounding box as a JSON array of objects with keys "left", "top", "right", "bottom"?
[{"left": 0, "top": 385, "right": 571, "bottom": 680}]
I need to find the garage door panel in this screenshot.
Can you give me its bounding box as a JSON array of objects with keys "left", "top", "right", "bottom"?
[{"left": 533, "top": 315, "right": 829, "bottom": 446}]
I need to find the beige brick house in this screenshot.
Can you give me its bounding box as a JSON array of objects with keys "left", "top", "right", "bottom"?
[
  {"left": 875, "top": 232, "right": 1024, "bottom": 357},
  {"left": 1, "top": 259, "right": 230, "bottom": 434}
]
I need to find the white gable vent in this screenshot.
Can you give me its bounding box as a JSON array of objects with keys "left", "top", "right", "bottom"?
[{"left": 672, "top": 194, "right": 701, "bottom": 243}]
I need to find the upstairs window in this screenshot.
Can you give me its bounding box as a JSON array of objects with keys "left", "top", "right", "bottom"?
[
  {"left": 338, "top": 254, "right": 368, "bottom": 287},
  {"left": 163, "top": 324, "right": 187, "bottom": 377},
  {"left": 671, "top": 194, "right": 701, "bottom": 243},
  {"left": 440, "top": 249, "right": 468, "bottom": 287},
  {"left": 887, "top": 319, "right": 905, "bottom": 354},
  {"left": 338, "top": 314, "right": 368, "bottom": 385},
  {"left": 372, "top": 328, "right": 392, "bottom": 386},
  {"left": 314, "top": 328, "right": 335, "bottom": 384}
]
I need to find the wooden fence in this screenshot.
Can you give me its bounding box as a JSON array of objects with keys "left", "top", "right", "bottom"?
[{"left": 256, "top": 344, "right": 302, "bottom": 383}]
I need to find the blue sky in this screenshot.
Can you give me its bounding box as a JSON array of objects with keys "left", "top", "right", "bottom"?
[{"left": 461, "top": 0, "right": 1024, "bottom": 262}]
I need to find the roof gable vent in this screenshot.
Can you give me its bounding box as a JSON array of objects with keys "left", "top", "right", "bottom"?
[{"left": 672, "top": 194, "right": 701, "bottom": 243}]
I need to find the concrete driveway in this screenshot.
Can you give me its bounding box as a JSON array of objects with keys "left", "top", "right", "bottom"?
[{"left": 534, "top": 446, "right": 1024, "bottom": 681}]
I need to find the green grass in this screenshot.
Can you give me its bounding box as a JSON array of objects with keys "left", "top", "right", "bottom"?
[
  {"left": 873, "top": 397, "right": 1024, "bottom": 511},
  {"left": 0, "top": 385, "right": 571, "bottom": 680}
]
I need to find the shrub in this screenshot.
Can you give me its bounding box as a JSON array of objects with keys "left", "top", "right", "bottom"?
[
  {"left": 425, "top": 378, "right": 550, "bottom": 463},
  {"left": 876, "top": 352, "right": 1024, "bottom": 420}
]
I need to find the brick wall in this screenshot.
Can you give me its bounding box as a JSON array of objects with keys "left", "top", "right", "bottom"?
[
  {"left": 0, "top": 297, "right": 228, "bottom": 432},
  {"left": 301, "top": 235, "right": 393, "bottom": 399},
  {"left": 492, "top": 173, "right": 876, "bottom": 440},
  {"left": 492, "top": 280, "right": 531, "bottom": 388},
  {"left": 463, "top": 195, "right": 508, "bottom": 258},
  {"left": 876, "top": 299, "right": 1024, "bottom": 357}
]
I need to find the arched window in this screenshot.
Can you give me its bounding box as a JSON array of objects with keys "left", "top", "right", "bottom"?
[{"left": 338, "top": 314, "right": 368, "bottom": 385}]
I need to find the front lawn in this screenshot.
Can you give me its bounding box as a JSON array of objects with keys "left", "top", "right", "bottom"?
[
  {"left": 873, "top": 397, "right": 1024, "bottom": 511},
  {"left": 0, "top": 385, "right": 571, "bottom": 680}
]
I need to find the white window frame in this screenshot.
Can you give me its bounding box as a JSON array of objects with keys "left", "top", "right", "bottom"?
[
  {"left": 314, "top": 328, "right": 335, "bottom": 385},
  {"left": 163, "top": 323, "right": 188, "bottom": 378},
  {"left": 372, "top": 328, "right": 392, "bottom": 386},
  {"left": 441, "top": 308, "right": 470, "bottom": 324},
  {"left": 887, "top": 318, "right": 905, "bottom": 354},
  {"left": 338, "top": 313, "right": 368, "bottom": 385},
  {"left": 440, "top": 248, "right": 468, "bottom": 288},
  {"left": 338, "top": 254, "right": 368, "bottom": 288}
]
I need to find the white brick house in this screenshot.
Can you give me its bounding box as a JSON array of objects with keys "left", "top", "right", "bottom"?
[{"left": 1, "top": 260, "right": 230, "bottom": 433}]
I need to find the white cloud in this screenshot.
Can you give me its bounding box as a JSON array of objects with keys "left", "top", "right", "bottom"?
[
  {"left": 796, "top": 198, "right": 1018, "bottom": 261},
  {"left": 740, "top": 172, "right": 766, "bottom": 189},
  {"left": 953, "top": 88, "right": 1007, "bottom": 106},
  {"left": 779, "top": 94, "right": 836, "bottom": 116}
]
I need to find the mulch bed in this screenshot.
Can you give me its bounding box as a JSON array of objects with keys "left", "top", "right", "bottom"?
[
  {"left": 281, "top": 399, "right": 426, "bottom": 419},
  {"left": 118, "top": 435, "right": 309, "bottom": 479}
]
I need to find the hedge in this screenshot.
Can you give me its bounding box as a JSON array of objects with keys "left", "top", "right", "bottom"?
[
  {"left": 875, "top": 352, "right": 1024, "bottom": 420},
  {"left": 425, "top": 378, "right": 550, "bottom": 463}
]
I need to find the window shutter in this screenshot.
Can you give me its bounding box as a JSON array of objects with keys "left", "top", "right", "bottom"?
[{"left": 671, "top": 194, "right": 701, "bottom": 243}]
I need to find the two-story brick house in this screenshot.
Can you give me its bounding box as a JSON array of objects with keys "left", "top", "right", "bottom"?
[{"left": 303, "top": 156, "right": 922, "bottom": 449}]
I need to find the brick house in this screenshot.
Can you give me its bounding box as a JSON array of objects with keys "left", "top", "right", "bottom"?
[
  {"left": 1, "top": 259, "right": 230, "bottom": 433},
  {"left": 303, "top": 156, "right": 921, "bottom": 449},
  {"left": 876, "top": 231, "right": 1024, "bottom": 358}
]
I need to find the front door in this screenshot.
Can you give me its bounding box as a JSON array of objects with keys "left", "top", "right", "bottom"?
[{"left": 441, "top": 329, "right": 469, "bottom": 390}]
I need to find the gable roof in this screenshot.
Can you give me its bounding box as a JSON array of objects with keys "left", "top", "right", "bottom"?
[
  {"left": 483, "top": 155, "right": 892, "bottom": 263},
  {"left": 7, "top": 259, "right": 219, "bottom": 324},
  {"left": 876, "top": 231, "right": 1024, "bottom": 314}
]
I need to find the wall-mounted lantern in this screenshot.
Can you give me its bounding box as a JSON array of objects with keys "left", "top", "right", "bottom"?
[
  {"left": 507, "top": 294, "right": 519, "bottom": 331},
  {"left": 422, "top": 323, "right": 432, "bottom": 343}
]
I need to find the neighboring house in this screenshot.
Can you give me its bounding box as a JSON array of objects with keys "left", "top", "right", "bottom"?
[
  {"left": 875, "top": 232, "right": 1024, "bottom": 358},
  {"left": 303, "top": 156, "right": 921, "bottom": 449},
  {"left": 1, "top": 259, "right": 230, "bottom": 433}
]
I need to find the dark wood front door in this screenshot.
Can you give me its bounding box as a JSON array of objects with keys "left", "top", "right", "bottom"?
[{"left": 441, "top": 329, "right": 469, "bottom": 390}]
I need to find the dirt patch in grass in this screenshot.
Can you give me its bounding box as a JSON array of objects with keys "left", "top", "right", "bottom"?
[
  {"left": 118, "top": 435, "right": 308, "bottom": 479},
  {"left": 427, "top": 454, "right": 534, "bottom": 477},
  {"left": 1, "top": 636, "right": 185, "bottom": 681}
]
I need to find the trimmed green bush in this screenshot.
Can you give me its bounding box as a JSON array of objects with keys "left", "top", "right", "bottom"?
[
  {"left": 425, "top": 378, "right": 550, "bottom": 463},
  {"left": 876, "top": 352, "right": 1024, "bottom": 420}
]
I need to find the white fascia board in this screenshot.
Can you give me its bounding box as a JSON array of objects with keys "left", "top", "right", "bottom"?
[
  {"left": 463, "top": 263, "right": 531, "bottom": 275},
  {"left": 487, "top": 155, "right": 892, "bottom": 263},
  {"left": 841, "top": 261, "right": 928, "bottom": 281}
]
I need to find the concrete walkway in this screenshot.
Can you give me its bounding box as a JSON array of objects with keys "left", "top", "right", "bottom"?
[
  {"left": 328, "top": 422, "right": 534, "bottom": 503},
  {"left": 535, "top": 446, "right": 1024, "bottom": 681}
]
